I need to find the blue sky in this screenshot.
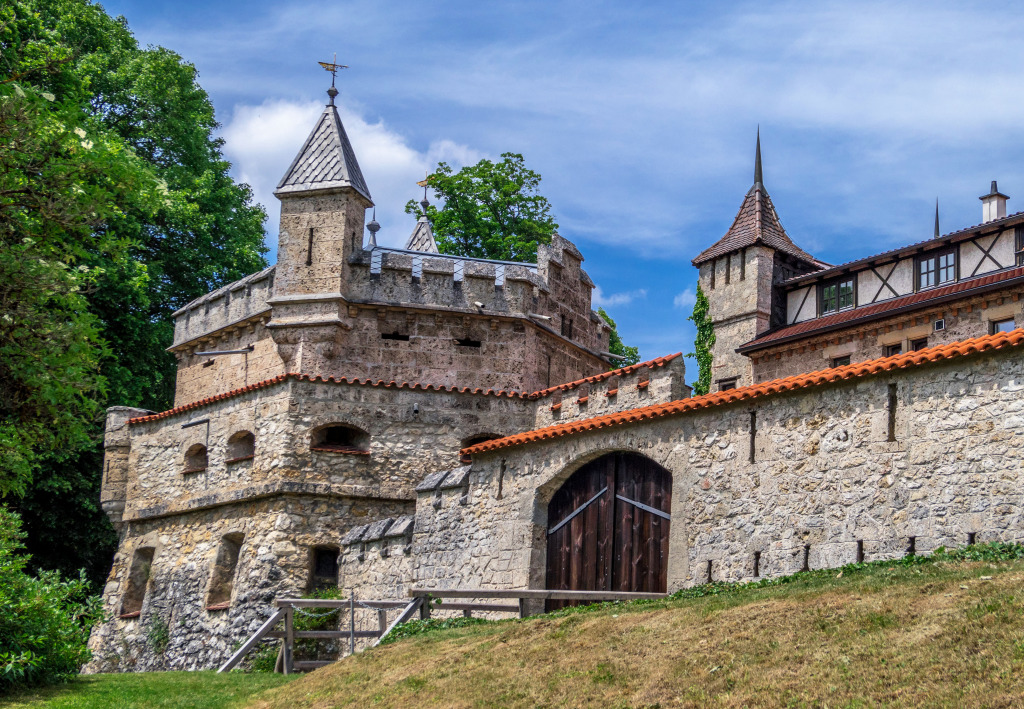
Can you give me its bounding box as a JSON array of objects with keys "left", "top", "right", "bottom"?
[{"left": 99, "top": 0, "right": 1024, "bottom": 373}]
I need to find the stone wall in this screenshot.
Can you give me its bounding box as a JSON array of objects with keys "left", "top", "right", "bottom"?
[
  {"left": 417, "top": 345, "right": 1024, "bottom": 595},
  {"left": 752, "top": 287, "right": 1024, "bottom": 382}
]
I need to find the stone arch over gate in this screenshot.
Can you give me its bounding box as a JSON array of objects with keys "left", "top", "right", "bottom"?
[{"left": 543, "top": 451, "right": 672, "bottom": 608}]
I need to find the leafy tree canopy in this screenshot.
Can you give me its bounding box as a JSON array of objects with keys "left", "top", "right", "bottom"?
[
  {"left": 405, "top": 153, "right": 556, "bottom": 263},
  {"left": 2, "top": 0, "right": 269, "bottom": 585},
  {"left": 597, "top": 308, "right": 640, "bottom": 368}
]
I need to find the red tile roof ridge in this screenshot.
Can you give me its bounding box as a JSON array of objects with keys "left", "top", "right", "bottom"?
[
  {"left": 128, "top": 373, "right": 529, "bottom": 424},
  {"left": 461, "top": 329, "right": 1024, "bottom": 457},
  {"left": 530, "top": 353, "right": 682, "bottom": 399}
]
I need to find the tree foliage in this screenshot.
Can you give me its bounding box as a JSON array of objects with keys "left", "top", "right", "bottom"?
[
  {"left": 687, "top": 284, "right": 715, "bottom": 395},
  {"left": 405, "top": 153, "right": 557, "bottom": 263},
  {"left": 2, "top": 0, "right": 268, "bottom": 586},
  {"left": 0, "top": 507, "right": 101, "bottom": 689},
  {"left": 597, "top": 308, "right": 640, "bottom": 368}
]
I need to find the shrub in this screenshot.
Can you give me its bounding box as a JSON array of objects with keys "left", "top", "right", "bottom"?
[{"left": 0, "top": 507, "right": 102, "bottom": 691}]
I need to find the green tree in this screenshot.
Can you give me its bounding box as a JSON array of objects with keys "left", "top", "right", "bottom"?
[
  {"left": 4, "top": 0, "right": 268, "bottom": 586},
  {"left": 597, "top": 308, "right": 640, "bottom": 368},
  {"left": 687, "top": 284, "right": 715, "bottom": 395},
  {"left": 405, "top": 153, "right": 556, "bottom": 263}
]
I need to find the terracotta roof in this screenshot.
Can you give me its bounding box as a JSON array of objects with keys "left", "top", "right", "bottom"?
[
  {"left": 783, "top": 210, "right": 1024, "bottom": 287},
  {"left": 128, "top": 374, "right": 529, "bottom": 425},
  {"left": 739, "top": 265, "right": 1024, "bottom": 352},
  {"left": 462, "top": 329, "right": 1024, "bottom": 457},
  {"left": 530, "top": 353, "right": 682, "bottom": 399},
  {"left": 274, "top": 103, "right": 371, "bottom": 203},
  {"left": 692, "top": 184, "right": 825, "bottom": 268}
]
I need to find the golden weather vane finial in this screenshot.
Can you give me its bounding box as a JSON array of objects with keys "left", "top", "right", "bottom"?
[{"left": 317, "top": 53, "right": 348, "bottom": 105}]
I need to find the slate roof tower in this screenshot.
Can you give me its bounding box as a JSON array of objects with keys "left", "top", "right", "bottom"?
[{"left": 692, "top": 130, "right": 825, "bottom": 389}]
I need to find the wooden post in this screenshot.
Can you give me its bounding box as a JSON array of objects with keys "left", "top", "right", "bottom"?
[
  {"left": 349, "top": 589, "right": 356, "bottom": 656},
  {"left": 377, "top": 609, "right": 388, "bottom": 638},
  {"left": 518, "top": 597, "right": 526, "bottom": 619},
  {"left": 283, "top": 606, "right": 294, "bottom": 675},
  {"left": 420, "top": 595, "right": 431, "bottom": 620},
  {"left": 463, "top": 609, "right": 472, "bottom": 618}
]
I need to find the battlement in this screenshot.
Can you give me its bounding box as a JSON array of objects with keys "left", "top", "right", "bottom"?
[{"left": 172, "top": 266, "right": 274, "bottom": 348}]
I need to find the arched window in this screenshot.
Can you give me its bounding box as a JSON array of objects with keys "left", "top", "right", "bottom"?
[
  {"left": 184, "top": 444, "right": 208, "bottom": 474},
  {"left": 311, "top": 424, "right": 370, "bottom": 455},
  {"left": 206, "top": 533, "right": 243, "bottom": 610},
  {"left": 120, "top": 546, "right": 155, "bottom": 618},
  {"left": 226, "top": 431, "right": 255, "bottom": 464}
]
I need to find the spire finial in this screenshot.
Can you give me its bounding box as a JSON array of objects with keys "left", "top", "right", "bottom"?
[
  {"left": 934, "top": 199, "right": 940, "bottom": 238},
  {"left": 366, "top": 207, "right": 380, "bottom": 248},
  {"left": 754, "top": 126, "right": 763, "bottom": 187},
  {"left": 318, "top": 54, "right": 348, "bottom": 106}
]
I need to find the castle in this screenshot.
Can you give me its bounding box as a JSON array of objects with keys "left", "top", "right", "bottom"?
[{"left": 86, "top": 85, "right": 1024, "bottom": 672}]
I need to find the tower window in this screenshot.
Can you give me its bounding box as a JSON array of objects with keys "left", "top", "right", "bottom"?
[
  {"left": 819, "top": 276, "right": 855, "bottom": 315},
  {"left": 310, "top": 546, "right": 339, "bottom": 591},
  {"left": 184, "top": 444, "right": 208, "bottom": 474},
  {"left": 120, "top": 546, "right": 156, "bottom": 618},
  {"left": 312, "top": 424, "right": 370, "bottom": 454}
]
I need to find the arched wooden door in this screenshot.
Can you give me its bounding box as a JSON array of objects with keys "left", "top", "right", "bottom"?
[{"left": 545, "top": 452, "right": 671, "bottom": 609}]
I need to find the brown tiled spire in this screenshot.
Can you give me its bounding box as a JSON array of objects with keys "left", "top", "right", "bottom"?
[{"left": 692, "top": 131, "right": 824, "bottom": 268}]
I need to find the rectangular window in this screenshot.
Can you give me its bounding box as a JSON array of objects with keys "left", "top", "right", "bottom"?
[
  {"left": 910, "top": 337, "right": 928, "bottom": 351},
  {"left": 885, "top": 343, "right": 902, "bottom": 357},
  {"left": 718, "top": 378, "right": 738, "bottom": 391},
  {"left": 832, "top": 355, "right": 851, "bottom": 368},
  {"left": 819, "top": 276, "right": 855, "bottom": 315},
  {"left": 1016, "top": 226, "right": 1024, "bottom": 266},
  {"left": 916, "top": 249, "right": 956, "bottom": 290},
  {"left": 991, "top": 318, "right": 1015, "bottom": 334},
  {"left": 310, "top": 546, "right": 339, "bottom": 591}
]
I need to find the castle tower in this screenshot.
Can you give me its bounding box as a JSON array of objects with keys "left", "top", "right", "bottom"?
[
  {"left": 691, "top": 132, "right": 824, "bottom": 390},
  {"left": 272, "top": 83, "right": 373, "bottom": 297}
]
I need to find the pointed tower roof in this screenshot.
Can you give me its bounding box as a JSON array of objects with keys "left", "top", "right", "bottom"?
[
  {"left": 692, "top": 131, "right": 824, "bottom": 268},
  {"left": 274, "top": 96, "right": 372, "bottom": 203},
  {"left": 405, "top": 217, "right": 439, "bottom": 252}
]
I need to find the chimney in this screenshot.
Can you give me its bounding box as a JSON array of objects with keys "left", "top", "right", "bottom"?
[{"left": 980, "top": 180, "right": 1009, "bottom": 223}]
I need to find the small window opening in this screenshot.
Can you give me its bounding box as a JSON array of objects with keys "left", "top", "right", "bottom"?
[
  {"left": 884, "top": 343, "right": 902, "bottom": 357},
  {"left": 991, "top": 318, "right": 1015, "bottom": 335},
  {"left": 887, "top": 383, "right": 898, "bottom": 442},
  {"left": 312, "top": 424, "right": 370, "bottom": 454},
  {"left": 381, "top": 332, "right": 410, "bottom": 341},
  {"left": 206, "top": 533, "right": 243, "bottom": 610},
  {"left": 907, "top": 536, "right": 916, "bottom": 557},
  {"left": 748, "top": 411, "right": 757, "bottom": 463},
  {"left": 802, "top": 544, "right": 810, "bottom": 572},
  {"left": 831, "top": 355, "right": 851, "bottom": 368},
  {"left": 226, "top": 431, "right": 255, "bottom": 464},
  {"left": 709, "top": 261, "right": 716, "bottom": 290},
  {"left": 184, "top": 444, "right": 208, "bottom": 474},
  {"left": 120, "top": 546, "right": 155, "bottom": 618},
  {"left": 705, "top": 560, "right": 713, "bottom": 584},
  {"left": 1016, "top": 226, "right": 1024, "bottom": 267},
  {"left": 856, "top": 540, "right": 865, "bottom": 564},
  {"left": 725, "top": 253, "right": 731, "bottom": 284},
  {"left": 753, "top": 551, "right": 761, "bottom": 578},
  {"left": 739, "top": 248, "right": 746, "bottom": 281},
  {"left": 310, "top": 546, "right": 339, "bottom": 591},
  {"left": 718, "top": 378, "right": 738, "bottom": 392},
  {"left": 202, "top": 359, "right": 215, "bottom": 368},
  {"left": 967, "top": 532, "right": 977, "bottom": 546},
  {"left": 455, "top": 337, "right": 481, "bottom": 348},
  {"left": 561, "top": 317, "right": 574, "bottom": 340},
  {"left": 910, "top": 338, "right": 928, "bottom": 352}
]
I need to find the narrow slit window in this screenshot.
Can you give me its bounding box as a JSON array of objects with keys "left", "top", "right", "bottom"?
[
  {"left": 887, "top": 383, "right": 898, "bottom": 442},
  {"left": 206, "top": 534, "right": 243, "bottom": 610},
  {"left": 120, "top": 546, "right": 156, "bottom": 618},
  {"left": 802, "top": 544, "right": 810, "bottom": 572},
  {"left": 705, "top": 560, "right": 713, "bottom": 583},
  {"left": 753, "top": 551, "right": 761, "bottom": 578},
  {"left": 907, "top": 536, "right": 916, "bottom": 557},
  {"left": 856, "top": 540, "right": 865, "bottom": 563},
  {"left": 381, "top": 332, "right": 410, "bottom": 341},
  {"left": 1016, "top": 226, "right": 1024, "bottom": 267},
  {"left": 748, "top": 411, "right": 757, "bottom": 463},
  {"left": 455, "top": 337, "right": 481, "bottom": 348}
]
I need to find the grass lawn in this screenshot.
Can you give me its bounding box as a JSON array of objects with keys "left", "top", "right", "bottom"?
[
  {"left": 0, "top": 671, "right": 297, "bottom": 709},
  {"left": 247, "top": 550, "right": 1024, "bottom": 708}
]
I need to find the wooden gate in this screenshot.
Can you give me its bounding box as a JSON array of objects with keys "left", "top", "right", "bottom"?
[{"left": 545, "top": 452, "right": 671, "bottom": 609}]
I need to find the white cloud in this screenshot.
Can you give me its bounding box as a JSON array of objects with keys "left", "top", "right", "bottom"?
[
  {"left": 220, "top": 98, "right": 484, "bottom": 257},
  {"left": 673, "top": 288, "right": 696, "bottom": 310},
  {"left": 592, "top": 286, "right": 647, "bottom": 308}
]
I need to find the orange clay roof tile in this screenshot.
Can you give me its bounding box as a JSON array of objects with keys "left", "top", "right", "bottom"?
[
  {"left": 530, "top": 353, "right": 682, "bottom": 399},
  {"left": 460, "top": 328, "right": 1024, "bottom": 457}
]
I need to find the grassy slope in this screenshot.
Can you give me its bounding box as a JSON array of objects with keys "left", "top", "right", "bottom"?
[
  {"left": 250, "top": 558, "right": 1024, "bottom": 709},
  {"left": 0, "top": 671, "right": 296, "bottom": 709}
]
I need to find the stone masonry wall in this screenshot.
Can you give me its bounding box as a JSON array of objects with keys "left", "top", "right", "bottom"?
[{"left": 413, "top": 345, "right": 1024, "bottom": 595}]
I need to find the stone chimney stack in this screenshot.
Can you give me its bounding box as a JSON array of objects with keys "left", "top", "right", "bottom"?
[{"left": 980, "top": 181, "right": 1008, "bottom": 223}]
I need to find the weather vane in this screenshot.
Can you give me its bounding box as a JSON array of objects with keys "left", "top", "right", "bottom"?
[{"left": 318, "top": 53, "right": 348, "bottom": 105}]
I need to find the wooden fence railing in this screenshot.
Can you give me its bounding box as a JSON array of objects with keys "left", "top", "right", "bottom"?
[{"left": 219, "top": 588, "right": 665, "bottom": 675}]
